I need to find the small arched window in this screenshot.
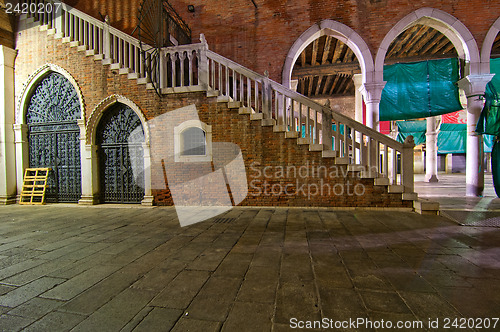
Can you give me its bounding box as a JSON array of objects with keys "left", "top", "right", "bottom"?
[
  {"left": 181, "top": 127, "right": 206, "bottom": 156},
  {"left": 174, "top": 120, "right": 212, "bottom": 162}
]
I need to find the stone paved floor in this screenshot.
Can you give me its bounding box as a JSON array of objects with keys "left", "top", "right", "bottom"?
[{"left": 0, "top": 205, "right": 499, "bottom": 331}]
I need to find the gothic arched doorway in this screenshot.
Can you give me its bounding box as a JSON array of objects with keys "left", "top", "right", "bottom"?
[
  {"left": 97, "top": 103, "right": 145, "bottom": 203},
  {"left": 26, "top": 72, "right": 82, "bottom": 203}
]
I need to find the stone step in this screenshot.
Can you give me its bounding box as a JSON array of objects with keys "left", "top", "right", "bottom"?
[
  {"left": 261, "top": 119, "right": 275, "bottom": 127},
  {"left": 334, "top": 157, "right": 349, "bottom": 165},
  {"left": 374, "top": 177, "right": 390, "bottom": 186},
  {"left": 250, "top": 113, "right": 263, "bottom": 121},
  {"left": 297, "top": 138, "right": 310, "bottom": 145},
  {"left": 137, "top": 77, "right": 150, "bottom": 85},
  {"left": 128, "top": 73, "right": 139, "bottom": 80},
  {"left": 347, "top": 165, "right": 365, "bottom": 172},
  {"left": 414, "top": 199, "right": 439, "bottom": 215},
  {"left": 77, "top": 45, "right": 87, "bottom": 52},
  {"left": 322, "top": 150, "right": 336, "bottom": 158},
  {"left": 309, "top": 144, "right": 323, "bottom": 152},
  {"left": 273, "top": 125, "right": 286, "bottom": 133},
  {"left": 94, "top": 54, "right": 104, "bottom": 61},
  {"left": 285, "top": 131, "right": 299, "bottom": 139},
  {"left": 238, "top": 107, "right": 252, "bottom": 115},
  {"left": 119, "top": 68, "right": 131, "bottom": 75},
  {"left": 216, "top": 95, "right": 232, "bottom": 103},
  {"left": 207, "top": 89, "right": 220, "bottom": 97},
  {"left": 86, "top": 50, "right": 95, "bottom": 56},
  {"left": 388, "top": 185, "right": 404, "bottom": 193},
  {"left": 110, "top": 63, "right": 121, "bottom": 70},
  {"left": 228, "top": 101, "right": 241, "bottom": 109},
  {"left": 69, "top": 41, "right": 80, "bottom": 47},
  {"left": 402, "top": 192, "right": 418, "bottom": 201}
]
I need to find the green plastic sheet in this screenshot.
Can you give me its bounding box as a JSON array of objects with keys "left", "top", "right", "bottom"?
[
  {"left": 380, "top": 58, "right": 463, "bottom": 121},
  {"left": 396, "top": 120, "right": 426, "bottom": 145},
  {"left": 476, "top": 58, "right": 500, "bottom": 197},
  {"left": 438, "top": 123, "right": 466, "bottom": 154}
]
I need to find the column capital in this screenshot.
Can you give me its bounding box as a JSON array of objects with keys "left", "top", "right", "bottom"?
[
  {"left": 352, "top": 73, "right": 363, "bottom": 88},
  {"left": 458, "top": 74, "right": 495, "bottom": 97},
  {"left": 0, "top": 46, "right": 17, "bottom": 68},
  {"left": 360, "top": 81, "right": 386, "bottom": 103}
]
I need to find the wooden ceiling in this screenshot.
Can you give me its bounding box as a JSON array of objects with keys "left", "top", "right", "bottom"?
[
  {"left": 293, "top": 24, "right": 459, "bottom": 98},
  {"left": 492, "top": 32, "right": 500, "bottom": 58}
]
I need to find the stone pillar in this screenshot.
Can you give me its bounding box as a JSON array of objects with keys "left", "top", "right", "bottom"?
[
  {"left": 290, "top": 79, "right": 298, "bottom": 92},
  {"left": 353, "top": 74, "right": 363, "bottom": 124},
  {"left": 360, "top": 82, "right": 386, "bottom": 130},
  {"left": 14, "top": 124, "right": 28, "bottom": 199},
  {"left": 458, "top": 74, "right": 495, "bottom": 196},
  {"left": 425, "top": 116, "right": 439, "bottom": 183},
  {"left": 141, "top": 142, "right": 154, "bottom": 206},
  {"left": 79, "top": 144, "right": 99, "bottom": 205},
  {"left": 0, "top": 46, "right": 17, "bottom": 204}
]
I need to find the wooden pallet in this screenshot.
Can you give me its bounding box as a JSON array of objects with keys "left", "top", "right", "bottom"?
[{"left": 19, "top": 168, "right": 51, "bottom": 205}]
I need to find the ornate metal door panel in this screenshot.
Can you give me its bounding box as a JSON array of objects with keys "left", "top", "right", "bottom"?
[
  {"left": 97, "top": 104, "right": 145, "bottom": 203},
  {"left": 27, "top": 73, "right": 82, "bottom": 203}
]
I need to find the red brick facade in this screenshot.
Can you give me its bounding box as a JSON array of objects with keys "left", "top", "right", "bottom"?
[
  {"left": 14, "top": 25, "right": 410, "bottom": 207},
  {"left": 66, "top": 0, "right": 500, "bottom": 82}
]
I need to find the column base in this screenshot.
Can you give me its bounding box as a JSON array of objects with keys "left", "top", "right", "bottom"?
[
  {"left": 0, "top": 195, "right": 17, "bottom": 205},
  {"left": 141, "top": 196, "right": 154, "bottom": 206},
  {"left": 466, "top": 184, "right": 484, "bottom": 197},
  {"left": 425, "top": 174, "right": 439, "bottom": 183},
  {"left": 78, "top": 195, "right": 99, "bottom": 205}
]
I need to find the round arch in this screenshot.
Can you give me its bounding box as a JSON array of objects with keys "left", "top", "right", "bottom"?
[
  {"left": 375, "top": 7, "right": 480, "bottom": 79},
  {"left": 282, "top": 20, "right": 375, "bottom": 89},
  {"left": 481, "top": 16, "right": 500, "bottom": 73}
]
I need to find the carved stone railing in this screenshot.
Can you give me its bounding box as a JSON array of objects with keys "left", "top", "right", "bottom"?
[{"left": 23, "top": 0, "right": 415, "bottom": 194}]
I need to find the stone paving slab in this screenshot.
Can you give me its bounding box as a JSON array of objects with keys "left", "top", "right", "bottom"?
[{"left": 0, "top": 205, "right": 499, "bottom": 331}]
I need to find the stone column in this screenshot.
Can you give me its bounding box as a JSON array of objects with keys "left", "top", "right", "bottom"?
[
  {"left": 360, "top": 82, "right": 386, "bottom": 130},
  {"left": 79, "top": 143, "right": 99, "bottom": 205},
  {"left": 458, "top": 74, "right": 495, "bottom": 196},
  {"left": 353, "top": 74, "right": 363, "bottom": 124},
  {"left": 0, "top": 46, "right": 17, "bottom": 204},
  {"left": 425, "top": 116, "right": 439, "bottom": 183}
]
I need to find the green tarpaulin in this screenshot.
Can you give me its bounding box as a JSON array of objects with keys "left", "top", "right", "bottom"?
[
  {"left": 380, "top": 58, "right": 463, "bottom": 121},
  {"left": 476, "top": 58, "right": 500, "bottom": 197},
  {"left": 397, "top": 121, "right": 493, "bottom": 153},
  {"left": 396, "top": 120, "right": 426, "bottom": 145},
  {"left": 438, "top": 123, "right": 466, "bottom": 154}
]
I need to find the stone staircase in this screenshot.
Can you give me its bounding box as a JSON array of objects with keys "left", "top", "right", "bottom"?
[{"left": 19, "top": 1, "right": 438, "bottom": 214}]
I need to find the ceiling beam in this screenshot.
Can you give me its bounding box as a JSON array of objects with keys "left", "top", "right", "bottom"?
[
  {"left": 292, "top": 62, "right": 361, "bottom": 78},
  {"left": 329, "top": 75, "right": 341, "bottom": 95},
  {"left": 321, "top": 36, "right": 333, "bottom": 65},
  {"left": 332, "top": 42, "right": 344, "bottom": 63},
  {"left": 387, "top": 25, "right": 419, "bottom": 58},
  {"left": 400, "top": 25, "right": 428, "bottom": 56},
  {"left": 308, "top": 76, "right": 314, "bottom": 97},
  {"left": 420, "top": 33, "right": 445, "bottom": 54},
  {"left": 316, "top": 76, "right": 324, "bottom": 96},
  {"left": 385, "top": 53, "right": 457, "bottom": 65},
  {"left": 300, "top": 50, "right": 307, "bottom": 67},
  {"left": 311, "top": 39, "right": 319, "bottom": 66}
]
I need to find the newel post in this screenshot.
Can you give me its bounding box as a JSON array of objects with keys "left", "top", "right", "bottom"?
[
  {"left": 263, "top": 71, "right": 272, "bottom": 121},
  {"left": 322, "top": 101, "right": 333, "bottom": 150},
  {"left": 198, "top": 33, "right": 209, "bottom": 90},
  {"left": 103, "top": 16, "right": 111, "bottom": 60},
  {"left": 402, "top": 135, "right": 415, "bottom": 193}
]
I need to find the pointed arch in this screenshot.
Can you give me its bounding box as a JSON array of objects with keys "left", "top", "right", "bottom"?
[
  {"left": 16, "top": 63, "right": 85, "bottom": 125},
  {"left": 375, "top": 8, "right": 480, "bottom": 79},
  {"left": 87, "top": 94, "right": 150, "bottom": 146},
  {"left": 481, "top": 16, "right": 500, "bottom": 73},
  {"left": 282, "top": 20, "right": 374, "bottom": 88}
]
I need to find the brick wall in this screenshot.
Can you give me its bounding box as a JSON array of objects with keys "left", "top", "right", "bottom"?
[
  {"left": 66, "top": 0, "right": 500, "bottom": 82},
  {"left": 14, "top": 24, "right": 411, "bottom": 208}
]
